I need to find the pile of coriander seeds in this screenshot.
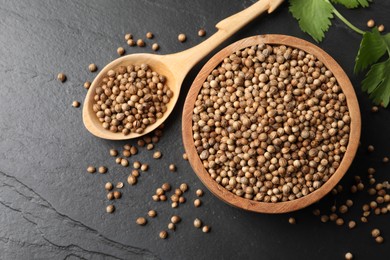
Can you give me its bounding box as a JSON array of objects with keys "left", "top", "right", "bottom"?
[
  {"left": 192, "top": 43, "right": 351, "bottom": 202},
  {"left": 93, "top": 64, "right": 173, "bottom": 135}
]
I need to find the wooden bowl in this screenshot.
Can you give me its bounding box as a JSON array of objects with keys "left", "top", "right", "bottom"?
[{"left": 182, "top": 35, "right": 361, "bottom": 214}]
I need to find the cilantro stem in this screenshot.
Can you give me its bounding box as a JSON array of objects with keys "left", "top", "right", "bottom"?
[{"left": 332, "top": 7, "right": 365, "bottom": 35}]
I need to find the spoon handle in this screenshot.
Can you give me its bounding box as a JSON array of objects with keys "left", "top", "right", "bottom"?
[{"left": 165, "top": 0, "right": 284, "bottom": 77}]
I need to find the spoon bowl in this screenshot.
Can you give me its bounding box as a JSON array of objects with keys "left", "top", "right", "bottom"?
[{"left": 82, "top": 0, "right": 284, "bottom": 140}]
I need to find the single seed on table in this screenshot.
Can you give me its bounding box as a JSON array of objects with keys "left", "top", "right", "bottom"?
[
  {"left": 162, "top": 183, "right": 171, "bottom": 192},
  {"left": 368, "top": 167, "right": 376, "bottom": 174},
  {"left": 383, "top": 157, "right": 389, "bottom": 163},
  {"left": 312, "top": 209, "right": 320, "bottom": 216},
  {"left": 183, "top": 153, "right": 188, "bottom": 160},
  {"left": 329, "top": 213, "right": 338, "bottom": 222},
  {"left": 202, "top": 225, "right": 210, "bottom": 233},
  {"left": 348, "top": 221, "right": 356, "bottom": 229},
  {"left": 107, "top": 192, "right": 114, "bottom": 200},
  {"left": 159, "top": 195, "right": 167, "bottom": 201},
  {"left": 115, "top": 157, "right": 122, "bottom": 164},
  {"left": 152, "top": 195, "right": 159, "bottom": 201},
  {"left": 132, "top": 169, "right": 140, "bottom": 177},
  {"left": 378, "top": 24, "right": 385, "bottom": 32},
  {"left": 105, "top": 182, "right": 113, "bottom": 191},
  {"left": 371, "top": 106, "right": 379, "bottom": 112},
  {"left": 350, "top": 185, "right": 357, "bottom": 193},
  {"left": 320, "top": 215, "right": 329, "bottom": 223},
  {"left": 116, "top": 182, "right": 124, "bottom": 189},
  {"left": 57, "top": 73, "right": 66, "bottom": 82},
  {"left": 361, "top": 217, "right": 368, "bottom": 223},
  {"left": 133, "top": 161, "right": 141, "bottom": 169},
  {"left": 331, "top": 205, "right": 337, "bottom": 213},
  {"left": 143, "top": 136, "right": 152, "bottom": 144},
  {"left": 148, "top": 210, "right": 157, "bottom": 218},
  {"left": 357, "top": 183, "right": 364, "bottom": 191},
  {"left": 336, "top": 218, "right": 344, "bottom": 226},
  {"left": 367, "top": 19, "right": 375, "bottom": 28},
  {"left": 123, "top": 144, "right": 131, "bottom": 150},
  {"left": 146, "top": 32, "right": 154, "bottom": 39},
  {"left": 196, "top": 189, "right": 204, "bottom": 197},
  {"left": 194, "top": 199, "right": 201, "bottom": 207},
  {"left": 179, "top": 196, "right": 186, "bottom": 204},
  {"left": 345, "top": 252, "right": 353, "bottom": 260},
  {"left": 121, "top": 158, "right": 129, "bottom": 167},
  {"left": 168, "top": 223, "right": 175, "bottom": 230},
  {"left": 178, "top": 33, "right": 186, "bottom": 42},
  {"left": 175, "top": 189, "right": 183, "bottom": 196},
  {"left": 137, "top": 39, "right": 145, "bottom": 47},
  {"left": 130, "top": 146, "right": 138, "bottom": 155},
  {"left": 370, "top": 201, "right": 378, "bottom": 209},
  {"left": 123, "top": 150, "right": 131, "bottom": 157},
  {"left": 363, "top": 211, "right": 371, "bottom": 217},
  {"left": 180, "top": 183, "right": 188, "bottom": 192},
  {"left": 109, "top": 149, "right": 118, "bottom": 157},
  {"left": 127, "top": 175, "right": 137, "bottom": 185},
  {"left": 171, "top": 202, "right": 178, "bottom": 208},
  {"left": 288, "top": 217, "right": 296, "bottom": 224},
  {"left": 88, "top": 63, "right": 97, "bottom": 72},
  {"left": 169, "top": 164, "right": 176, "bottom": 172},
  {"left": 171, "top": 215, "right": 181, "bottom": 224},
  {"left": 371, "top": 228, "right": 381, "bottom": 237},
  {"left": 146, "top": 143, "right": 154, "bottom": 150},
  {"left": 156, "top": 188, "right": 164, "bottom": 196},
  {"left": 106, "top": 205, "right": 115, "bottom": 213},
  {"left": 375, "top": 236, "right": 384, "bottom": 244},
  {"left": 198, "top": 29, "right": 206, "bottom": 37},
  {"left": 125, "top": 33, "right": 133, "bottom": 40},
  {"left": 346, "top": 200, "right": 353, "bottom": 207},
  {"left": 152, "top": 43, "right": 159, "bottom": 51},
  {"left": 127, "top": 39, "right": 135, "bottom": 46},
  {"left": 141, "top": 164, "right": 149, "bottom": 171},
  {"left": 136, "top": 217, "right": 147, "bottom": 226},
  {"left": 159, "top": 231, "right": 168, "bottom": 239},
  {"left": 194, "top": 218, "right": 202, "bottom": 228},
  {"left": 87, "top": 166, "right": 96, "bottom": 173},
  {"left": 98, "top": 166, "right": 107, "bottom": 174},
  {"left": 153, "top": 151, "right": 162, "bottom": 159},
  {"left": 117, "top": 47, "right": 125, "bottom": 56},
  {"left": 113, "top": 191, "right": 122, "bottom": 199},
  {"left": 83, "top": 81, "right": 91, "bottom": 89},
  {"left": 368, "top": 145, "right": 375, "bottom": 152}
]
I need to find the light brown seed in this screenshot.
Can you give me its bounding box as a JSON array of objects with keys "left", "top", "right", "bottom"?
[
  {"left": 179, "top": 196, "right": 186, "bottom": 204},
  {"left": 339, "top": 205, "right": 348, "bottom": 214},
  {"left": 180, "top": 183, "right": 188, "bottom": 192},
  {"left": 87, "top": 166, "right": 96, "bottom": 173},
  {"left": 168, "top": 223, "right": 175, "bottom": 230},
  {"left": 152, "top": 43, "right": 159, "bottom": 51},
  {"left": 178, "top": 33, "right": 186, "bottom": 42},
  {"left": 88, "top": 63, "right": 97, "bottom": 72},
  {"left": 371, "top": 106, "right": 379, "bottom": 112},
  {"left": 320, "top": 215, "right": 329, "bottom": 223},
  {"left": 202, "top": 225, "right": 210, "bottom": 233},
  {"left": 148, "top": 210, "right": 157, "bottom": 218},
  {"left": 196, "top": 189, "right": 204, "bottom": 197},
  {"left": 171, "top": 202, "right": 178, "bottom": 208},
  {"left": 348, "top": 220, "right": 356, "bottom": 229},
  {"left": 194, "top": 218, "right": 202, "bottom": 228},
  {"left": 153, "top": 151, "right": 162, "bottom": 159},
  {"left": 116, "top": 182, "right": 124, "bottom": 189},
  {"left": 57, "top": 73, "right": 66, "bottom": 82},
  {"left": 130, "top": 146, "right": 138, "bottom": 155},
  {"left": 106, "top": 205, "right": 115, "bottom": 213},
  {"left": 137, "top": 39, "right": 145, "bottom": 47},
  {"left": 107, "top": 192, "right": 114, "bottom": 200},
  {"left": 183, "top": 153, "right": 188, "bottom": 160},
  {"left": 127, "top": 175, "right": 137, "bottom": 185},
  {"left": 198, "top": 29, "right": 206, "bottom": 37},
  {"left": 367, "top": 145, "right": 375, "bottom": 152},
  {"left": 121, "top": 158, "right": 129, "bottom": 167},
  {"left": 141, "top": 164, "right": 149, "bottom": 171},
  {"left": 159, "top": 195, "right": 167, "bottom": 201},
  {"left": 367, "top": 19, "right": 375, "bottom": 28},
  {"left": 375, "top": 236, "right": 384, "bottom": 244},
  {"left": 123, "top": 150, "right": 131, "bottom": 157},
  {"left": 109, "top": 149, "right": 118, "bottom": 157},
  {"left": 345, "top": 252, "right": 353, "bottom": 260},
  {"left": 171, "top": 215, "right": 181, "bottom": 224},
  {"left": 194, "top": 199, "right": 201, "bottom": 207},
  {"left": 132, "top": 169, "right": 140, "bottom": 177},
  {"left": 371, "top": 228, "right": 381, "bottom": 238},
  {"left": 383, "top": 157, "right": 389, "bottom": 163},
  {"left": 125, "top": 33, "right": 133, "bottom": 40},
  {"left": 378, "top": 24, "right": 385, "bottom": 32},
  {"left": 162, "top": 183, "right": 171, "bottom": 192},
  {"left": 169, "top": 164, "right": 176, "bottom": 172},
  {"left": 113, "top": 191, "right": 121, "bottom": 199},
  {"left": 312, "top": 209, "right": 321, "bottom": 216},
  {"left": 136, "top": 217, "right": 147, "bottom": 226},
  {"left": 152, "top": 195, "right": 159, "bottom": 201},
  {"left": 117, "top": 47, "right": 125, "bottom": 56},
  {"left": 159, "top": 231, "right": 168, "bottom": 239},
  {"left": 336, "top": 218, "right": 344, "bottom": 226},
  {"left": 146, "top": 143, "right": 154, "bottom": 150},
  {"left": 146, "top": 32, "right": 154, "bottom": 39},
  {"left": 133, "top": 161, "right": 141, "bottom": 169},
  {"left": 83, "top": 81, "right": 91, "bottom": 89},
  {"left": 127, "top": 39, "right": 135, "bottom": 46},
  {"left": 105, "top": 182, "right": 113, "bottom": 191},
  {"left": 98, "top": 166, "right": 107, "bottom": 174}
]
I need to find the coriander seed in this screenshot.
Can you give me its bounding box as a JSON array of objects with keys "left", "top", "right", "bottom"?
[
  {"left": 202, "top": 225, "right": 210, "bottom": 233},
  {"left": 375, "top": 236, "right": 384, "bottom": 244},
  {"left": 133, "top": 161, "right": 141, "bottom": 169},
  {"left": 127, "top": 39, "right": 135, "bottom": 46},
  {"left": 146, "top": 32, "right": 154, "bottom": 39},
  {"left": 183, "top": 153, "right": 188, "bottom": 160},
  {"left": 179, "top": 196, "right": 186, "bottom": 204},
  {"left": 130, "top": 146, "right": 138, "bottom": 155},
  {"left": 137, "top": 39, "right": 145, "bottom": 47},
  {"left": 169, "top": 164, "right": 176, "bottom": 172},
  {"left": 196, "top": 189, "right": 204, "bottom": 197},
  {"left": 152, "top": 43, "right": 159, "bottom": 51},
  {"left": 115, "top": 157, "right": 122, "bottom": 164},
  {"left": 88, "top": 63, "right": 97, "bottom": 72},
  {"left": 109, "top": 149, "right": 118, "bottom": 157},
  {"left": 121, "top": 158, "right": 129, "bottom": 167},
  {"left": 168, "top": 223, "right": 175, "bottom": 230},
  {"left": 116, "top": 182, "right": 124, "bottom": 189},
  {"left": 378, "top": 24, "right": 385, "bottom": 32},
  {"left": 198, "top": 29, "right": 206, "bottom": 37},
  {"left": 178, "top": 33, "right": 186, "bottom": 42},
  {"left": 83, "top": 81, "right": 91, "bottom": 89},
  {"left": 98, "top": 166, "right": 107, "bottom": 174},
  {"left": 113, "top": 191, "right": 121, "bottom": 199},
  {"left": 148, "top": 210, "right": 157, "bottom": 218},
  {"left": 87, "top": 166, "right": 96, "bottom": 173},
  {"left": 127, "top": 175, "right": 137, "bottom": 185},
  {"left": 107, "top": 192, "right": 114, "bottom": 200},
  {"left": 132, "top": 169, "right": 140, "bottom": 177},
  {"left": 371, "top": 228, "right": 381, "bottom": 238},
  {"left": 57, "top": 73, "right": 66, "bottom": 82},
  {"left": 125, "top": 33, "right": 133, "bottom": 40},
  {"left": 348, "top": 221, "right": 356, "bottom": 229},
  {"left": 162, "top": 183, "right": 171, "bottom": 191},
  {"left": 153, "top": 151, "right": 162, "bottom": 159},
  {"left": 180, "top": 183, "right": 188, "bottom": 192},
  {"left": 336, "top": 218, "right": 344, "bottom": 226},
  {"left": 106, "top": 205, "right": 115, "bottom": 213},
  {"left": 367, "top": 19, "right": 375, "bottom": 28},
  {"left": 171, "top": 202, "right": 178, "bottom": 208},
  {"left": 146, "top": 143, "right": 154, "bottom": 150},
  {"left": 383, "top": 157, "right": 389, "bottom": 163},
  {"left": 141, "top": 164, "right": 149, "bottom": 171},
  {"left": 117, "top": 47, "right": 125, "bottom": 56},
  {"left": 152, "top": 195, "right": 159, "bottom": 201},
  {"left": 136, "top": 217, "right": 147, "bottom": 226},
  {"left": 368, "top": 145, "right": 375, "bottom": 152},
  {"left": 194, "top": 199, "right": 201, "bottom": 207},
  {"left": 371, "top": 106, "right": 379, "bottom": 112},
  {"left": 159, "top": 231, "right": 168, "bottom": 239},
  {"left": 159, "top": 195, "right": 167, "bottom": 201},
  {"left": 123, "top": 150, "right": 131, "bottom": 157},
  {"left": 171, "top": 215, "right": 181, "bottom": 224},
  {"left": 194, "top": 218, "right": 202, "bottom": 228},
  {"left": 288, "top": 217, "right": 296, "bottom": 224},
  {"left": 345, "top": 252, "right": 353, "bottom": 260},
  {"left": 105, "top": 182, "right": 113, "bottom": 191}
]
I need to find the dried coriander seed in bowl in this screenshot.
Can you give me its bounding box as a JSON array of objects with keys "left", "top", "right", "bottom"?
[{"left": 191, "top": 43, "right": 351, "bottom": 204}]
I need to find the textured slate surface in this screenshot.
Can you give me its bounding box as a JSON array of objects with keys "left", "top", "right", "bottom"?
[{"left": 1, "top": 0, "right": 390, "bottom": 259}]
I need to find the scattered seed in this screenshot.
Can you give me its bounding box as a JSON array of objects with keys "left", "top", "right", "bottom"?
[
  {"left": 367, "top": 19, "right": 375, "bottom": 28},
  {"left": 174, "top": 189, "right": 182, "bottom": 196},
  {"left": 156, "top": 188, "right": 164, "bottom": 196},
  {"left": 152, "top": 195, "right": 159, "bottom": 201},
  {"left": 127, "top": 39, "right": 135, "bottom": 46},
  {"left": 83, "top": 81, "right": 91, "bottom": 89},
  {"left": 183, "top": 153, "right": 188, "bottom": 160},
  {"left": 336, "top": 218, "right": 344, "bottom": 226},
  {"left": 159, "top": 195, "right": 167, "bottom": 201},
  {"left": 329, "top": 213, "right": 338, "bottom": 222},
  {"left": 113, "top": 191, "right": 122, "bottom": 199},
  {"left": 368, "top": 167, "right": 376, "bottom": 174},
  {"left": 194, "top": 199, "right": 201, "bottom": 207},
  {"left": 171, "top": 202, "right": 178, "bottom": 208},
  {"left": 375, "top": 236, "right": 384, "bottom": 244},
  {"left": 196, "top": 189, "right": 204, "bottom": 197},
  {"left": 346, "top": 200, "right": 353, "bottom": 207},
  {"left": 339, "top": 205, "right": 348, "bottom": 214},
  {"left": 87, "top": 166, "right": 96, "bottom": 173},
  {"left": 383, "top": 157, "right": 389, "bottom": 163},
  {"left": 98, "top": 166, "right": 107, "bottom": 174},
  {"left": 132, "top": 169, "right": 140, "bottom": 177},
  {"left": 115, "top": 157, "right": 122, "bottom": 164},
  {"left": 169, "top": 164, "right": 176, "bottom": 172},
  {"left": 368, "top": 145, "right": 375, "bottom": 152},
  {"left": 153, "top": 151, "right": 162, "bottom": 159},
  {"left": 371, "top": 106, "right": 379, "bottom": 112},
  {"left": 171, "top": 215, "right": 181, "bottom": 224},
  {"left": 194, "top": 218, "right": 202, "bottom": 228},
  {"left": 148, "top": 210, "right": 157, "bottom": 218},
  {"left": 312, "top": 209, "right": 320, "bottom": 216},
  {"left": 88, "top": 63, "right": 97, "bottom": 72},
  {"left": 320, "top": 215, "right": 329, "bottom": 223},
  {"left": 109, "top": 149, "right": 118, "bottom": 157},
  {"left": 106, "top": 205, "right": 115, "bottom": 213},
  {"left": 361, "top": 216, "right": 368, "bottom": 223},
  {"left": 141, "top": 164, "right": 149, "bottom": 171},
  {"left": 162, "top": 183, "right": 171, "bottom": 192},
  {"left": 123, "top": 144, "right": 131, "bottom": 150},
  {"left": 152, "top": 43, "right": 159, "bottom": 51},
  {"left": 178, "top": 33, "right": 186, "bottom": 42},
  {"left": 146, "top": 32, "right": 154, "bottom": 39},
  {"left": 121, "top": 158, "right": 129, "bottom": 167},
  {"left": 202, "top": 225, "right": 210, "bottom": 233},
  {"left": 348, "top": 220, "right": 356, "bottom": 229},
  {"left": 180, "top": 183, "right": 188, "bottom": 192},
  {"left": 371, "top": 228, "right": 381, "bottom": 238},
  {"left": 133, "top": 161, "right": 141, "bottom": 169},
  {"left": 117, "top": 47, "right": 125, "bottom": 56},
  {"left": 146, "top": 143, "right": 154, "bottom": 150},
  {"left": 179, "top": 196, "right": 186, "bottom": 204},
  {"left": 107, "top": 192, "right": 114, "bottom": 200},
  {"left": 345, "top": 252, "right": 353, "bottom": 260},
  {"left": 198, "top": 29, "right": 206, "bottom": 37},
  {"left": 288, "top": 217, "right": 296, "bottom": 224},
  {"left": 136, "top": 217, "right": 147, "bottom": 226},
  {"left": 127, "top": 175, "right": 137, "bottom": 185},
  {"left": 105, "top": 182, "right": 113, "bottom": 191},
  {"left": 57, "top": 73, "right": 66, "bottom": 82},
  {"left": 123, "top": 150, "right": 131, "bottom": 157},
  {"left": 378, "top": 24, "right": 385, "bottom": 32},
  {"left": 159, "top": 231, "right": 168, "bottom": 239},
  {"left": 168, "top": 223, "right": 175, "bottom": 230},
  {"left": 137, "top": 39, "right": 145, "bottom": 47},
  {"left": 125, "top": 33, "right": 133, "bottom": 40},
  {"left": 152, "top": 135, "right": 160, "bottom": 143},
  {"left": 130, "top": 146, "right": 138, "bottom": 155}
]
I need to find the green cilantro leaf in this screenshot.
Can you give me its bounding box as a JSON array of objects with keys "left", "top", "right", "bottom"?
[
  {"left": 362, "top": 59, "right": 390, "bottom": 106},
  {"left": 289, "top": 0, "right": 334, "bottom": 42},
  {"left": 354, "top": 28, "right": 387, "bottom": 73},
  {"left": 331, "top": 0, "right": 371, "bottom": 9}
]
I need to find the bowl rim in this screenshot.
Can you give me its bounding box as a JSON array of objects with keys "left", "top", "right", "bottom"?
[{"left": 182, "top": 34, "right": 361, "bottom": 214}]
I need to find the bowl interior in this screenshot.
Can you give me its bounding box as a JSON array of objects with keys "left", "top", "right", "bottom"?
[{"left": 182, "top": 34, "right": 361, "bottom": 214}]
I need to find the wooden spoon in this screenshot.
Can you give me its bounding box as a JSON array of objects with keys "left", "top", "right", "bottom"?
[{"left": 83, "top": 0, "right": 284, "bottom": 140}]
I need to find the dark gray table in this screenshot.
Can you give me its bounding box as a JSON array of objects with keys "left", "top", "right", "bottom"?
[{"left": 1, "top": 0, "right": 390, "bottom": 259}]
